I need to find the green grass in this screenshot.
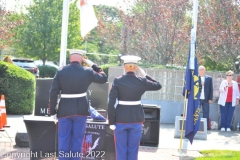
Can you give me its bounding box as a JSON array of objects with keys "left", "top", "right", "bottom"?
[{"left": 194, "top": 150, "right": 240, "bottom": 160}]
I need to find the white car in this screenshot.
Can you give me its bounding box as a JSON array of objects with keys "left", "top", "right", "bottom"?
[
  {"left": 35, "top": 60, "right": 59, "bottom": 69},
  {"left": 12, "top": 58, "right": 40, "bottom": 78}
]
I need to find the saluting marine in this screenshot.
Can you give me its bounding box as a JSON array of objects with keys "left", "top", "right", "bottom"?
[
  {"left": 49, "top": 50, "right": 107, "bottom": 160},
  {"left": 108, "top": 55, "right": 162, "bottom": 160}
]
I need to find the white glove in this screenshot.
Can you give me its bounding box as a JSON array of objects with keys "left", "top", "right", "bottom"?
[
  {"left": 138, "top": 67, "right": 147, "bottom": 77},
  {"left": 110, "top": 125, "right": 116, "bottom": 130},
  {"left": 51, "top": 114, "right": 58, "bottom": 124},
  {"left": 83, "top": 59, "right": 94, "bottom": 67}
]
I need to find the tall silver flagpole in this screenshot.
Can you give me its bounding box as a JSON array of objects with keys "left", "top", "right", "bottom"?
[
  {"left": 173, "top": 0, "right": 199, "bottom": 157},
  {"left": 189, "top": 0, "right": 199, "bottom": 70},
  {"left": 59, "top": 0, "right": 70, "bottom": 67}
]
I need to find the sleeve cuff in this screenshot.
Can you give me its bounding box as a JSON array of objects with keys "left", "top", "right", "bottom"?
[{"left": 92, "top": 65, "right": 103, "bottom": 73}]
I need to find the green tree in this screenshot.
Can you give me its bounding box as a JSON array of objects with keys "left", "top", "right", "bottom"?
[
  {"left": 197, "top": 0, "right": 240, "bottom": 70},
  {"left": 81, "top": 5, "right": 121, "bottom": 65},
  {"left": 12, "top": 0, "right": 87, "bottom": 65},
  {"left": 0, "top": 9, "right": 23, "bottom": 58},
  {"left": 97, "top": 0, "right": 191, "bottom": 65},
  {"left": 11, "top": 0, "right": 119, "bottom": 65},
  {"left": 12, "top": 0, "right": 63, "bottom": 64},
  {"left": 95, "top": 5, "right": 124, "bottom": 64},
  {"left": 67, "top": 0, "right": 84, "bottom": 52}
]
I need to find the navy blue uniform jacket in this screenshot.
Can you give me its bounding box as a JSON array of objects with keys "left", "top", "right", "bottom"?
[
  {"left": 49, "top": 62, "right": 107, "bottom": 118},
  {"left": 199, "top": 75, "right": 213, "bottom": 102},
  {"left": 108, "top": 72, "right": 162, "bottom": 125}
]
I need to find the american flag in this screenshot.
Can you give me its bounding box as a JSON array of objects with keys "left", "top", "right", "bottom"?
[
  {"left": 77, "top": 0, "right": 98, "bottom": 38},
  {"left": 82, "top": 134, "right": 92, "bottom": 156}
]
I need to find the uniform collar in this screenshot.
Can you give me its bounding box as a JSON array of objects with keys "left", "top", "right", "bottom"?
[
  {"left": 126, "top": 72, "right": 135, "bottom": 75},
  {"left": 70, "top": 61, "right": 81, "bottom": 65}
]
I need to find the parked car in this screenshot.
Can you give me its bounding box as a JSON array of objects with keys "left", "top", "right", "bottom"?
[
  {"left": 34, "top": 60, "right": 59, "bottom": 69},
  {"left": 12, "top": 58, "right": 39, "bottom": 78}
]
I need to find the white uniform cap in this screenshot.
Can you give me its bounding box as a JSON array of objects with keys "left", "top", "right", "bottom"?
[
  {"left": 121, "top": 55, "right": 141, "bottom": 64},
  {"left": 68, "top": 49, "right": 86, "bottom": 55}
]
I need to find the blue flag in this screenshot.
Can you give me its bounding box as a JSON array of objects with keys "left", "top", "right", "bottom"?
[
  {"left": 89, "top": 106, "right": 106, "bottom": 121},
  {"left": 183, "top": 52, "right": 200, "bottom": 144}
]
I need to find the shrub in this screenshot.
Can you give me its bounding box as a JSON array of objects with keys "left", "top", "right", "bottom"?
[
  {"left": 100, "top": 63, "right": 118, "bottom": 77},
  {"left": 0, "top": 61, "right": 36, "bottom": 114},
  {"left": 38, "top": 66, "right": 57, "bottom": 78}
]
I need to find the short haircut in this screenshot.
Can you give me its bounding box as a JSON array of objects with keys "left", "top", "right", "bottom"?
[
  {"left": 198, "top": 65, "right": 206, "bottom": 70},
  {"left": 226, "top": 70, "right": 234, "bottom": 75}
]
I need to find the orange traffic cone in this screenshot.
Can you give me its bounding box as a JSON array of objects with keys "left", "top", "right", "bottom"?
[
  {"left": 0, "top": 95, "right": 7, "bottom": 127},
  {"left": 0, "top": 98, "right": 3, "bottom": 130}
]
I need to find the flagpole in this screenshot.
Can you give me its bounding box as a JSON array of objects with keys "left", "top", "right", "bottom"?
[
  {"left": 189, "top": 0, "right": 199, "bottom": 70},
  {"left": 179, "top": 90, "right": 188, "bottom": 150},
  {"left": 173, "top": 0, "right": 199, "bottom": 157},
  {"left": 173, "top": 89, "right": 188, "bottom": 157},
  {"left": 85, "top": 41, "right": 87, "bottom": 51},
  {"left": 59, "top": 0, "right": 70, "bottom": 67}
]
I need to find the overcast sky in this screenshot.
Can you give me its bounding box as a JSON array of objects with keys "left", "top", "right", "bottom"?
[
  {"left": 92, "top": 0, "right": 120, "bottom": 6},
  {"left": 5, "top": 0, "right": 134, "bottom": 12},
  {"left": 3, "top": 0, "right": 121, "bottom": 11},
  {"left": 3, "top": 0, "right": 134, "bottom": 12}
]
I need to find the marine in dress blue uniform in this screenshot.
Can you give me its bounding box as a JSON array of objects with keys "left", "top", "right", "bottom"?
[
  {"left": 108, "top": 55, "right": 162, "bottom": 160},
  {"left": 49, "top": 50, "right": 107, "bottom": 160}
]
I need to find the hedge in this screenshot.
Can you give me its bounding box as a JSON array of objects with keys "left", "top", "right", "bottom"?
[
  {"left": 38, "top": 66, "right": 57, "bottom": 78},
  {"left": 100, "top": 63, "right": 118, "bottom": 77},
  {"left": 38, "top": 63, "right": 115, "bottom": 78},
  {"left": 0, "top": 61, "right": 36, "bottom": 114}
]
